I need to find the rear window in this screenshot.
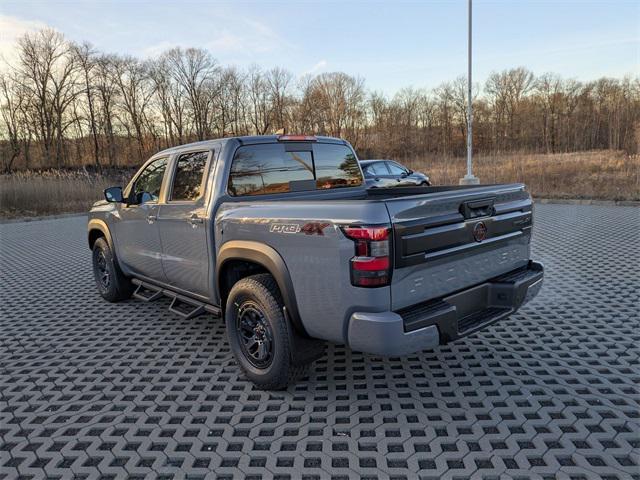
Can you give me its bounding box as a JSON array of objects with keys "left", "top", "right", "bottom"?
[
  {"left": 228, "top": 143, "right": 362, "bottom": 196},
  {"left": 313, "top": 144, "right": 362, "bottom": 190}
]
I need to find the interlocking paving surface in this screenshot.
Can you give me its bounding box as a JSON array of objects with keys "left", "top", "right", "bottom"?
[{"left": 1, "top": 204, "right": 639, "bottom": 480}]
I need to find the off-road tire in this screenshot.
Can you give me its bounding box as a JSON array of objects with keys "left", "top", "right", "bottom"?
[
  {"left": 226, "top": 273, "right": 308, "bottom": 390},
  {"left": 92, "top": 237, "right": 134, "bottom": 302}
]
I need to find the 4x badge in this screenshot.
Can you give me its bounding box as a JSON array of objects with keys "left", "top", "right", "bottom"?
[{"left": 270, "top": 222, "right": 331, "bottom": 236}]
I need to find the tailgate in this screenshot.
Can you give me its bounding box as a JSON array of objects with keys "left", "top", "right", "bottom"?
[{"left": 386, "top": 184, "right": 533, "bottom": 310}]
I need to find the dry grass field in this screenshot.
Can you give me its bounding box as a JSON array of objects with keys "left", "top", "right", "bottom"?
[
  {"left": 0, "top": 169, "right": 133, "bottom": 219},
  {"left": 406, "top": 150, "right": 639, "bottom": 201},
  {"left": 0, "top": 150, "right": 637, "bottom": 219}
]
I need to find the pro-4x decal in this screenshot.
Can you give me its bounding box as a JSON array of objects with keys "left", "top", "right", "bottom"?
[
  {"left": 270, "top": 223, "right": 301, "bottom": 234},
  {"left": 301, "top": 222, "right": 331, "bottom": 236}
]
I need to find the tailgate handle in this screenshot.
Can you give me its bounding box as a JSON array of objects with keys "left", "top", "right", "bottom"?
[{"left": 460, "top": 198, "right": 495, "bottom": 219}]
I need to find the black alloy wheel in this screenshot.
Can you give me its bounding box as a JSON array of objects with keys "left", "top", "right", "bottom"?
[
  {"left": 95, "top": 249, "right": 110, "bottom": 289},
  {"left": 236, "top": 301, "right": 274, "bottom": 368}
]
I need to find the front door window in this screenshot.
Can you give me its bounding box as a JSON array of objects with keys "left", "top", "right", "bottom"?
[{"left": 132, "top": 157, "right": 168, "bottom": 204}]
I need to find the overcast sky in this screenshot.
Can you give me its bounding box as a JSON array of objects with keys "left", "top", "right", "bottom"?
[{"left": 0, "top": 0, "right": 638, "bottom": 93}]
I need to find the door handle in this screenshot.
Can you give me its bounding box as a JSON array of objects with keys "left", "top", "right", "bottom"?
[
  {"left": 147, "top": 215, "right": 157, "bottom": 224},
  {"left": 188, "top": 214, "right": 204, "bottom": 225}
]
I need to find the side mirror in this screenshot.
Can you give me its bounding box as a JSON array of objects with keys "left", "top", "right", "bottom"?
[
  {"left": 104, "top": 186, "right": 124, "bottom": 203},
  {"left": 407, "top": 169, "right": 413, "bottom": 175}
]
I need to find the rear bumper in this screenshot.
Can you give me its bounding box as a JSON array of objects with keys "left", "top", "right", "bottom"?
[{"left": 347, "top": 260, "right": 544, "bottom": 356}]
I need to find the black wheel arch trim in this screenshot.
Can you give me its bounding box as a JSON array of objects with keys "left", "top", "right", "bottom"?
[
  {"left": 217, "top": 240, "right": 308, "bottom": 337},
  {"left": 88, "top": 219, "right": 127, "bottom": 274},
  {"left": 88, "top": 219, "right": 114, "bottom": 251}
]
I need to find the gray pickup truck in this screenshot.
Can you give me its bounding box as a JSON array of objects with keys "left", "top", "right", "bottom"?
[{"left": 88, "top": 135, "right": 543, "bottom": 389}]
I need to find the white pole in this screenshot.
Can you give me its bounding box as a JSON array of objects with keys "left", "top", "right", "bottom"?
[
  {"left": 467, "top": 0, "right": 473, "bottom": 177},
  {"left": 461, "top": 0, "right": 479, "bottom": 185}
]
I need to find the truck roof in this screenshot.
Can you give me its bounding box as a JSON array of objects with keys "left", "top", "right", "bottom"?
[{"left": 155, "top": 135, "right": 348, "bottom": 156}]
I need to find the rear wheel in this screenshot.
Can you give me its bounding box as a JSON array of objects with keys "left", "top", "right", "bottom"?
[
  {"left": 226, "top": 274, "right": 308, "bottom": 390},
  {"left": 92, "top": 237, "right": 134, "bottom": 302}
]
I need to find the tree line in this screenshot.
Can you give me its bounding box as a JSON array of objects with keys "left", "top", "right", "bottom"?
[{"left": 1, "top": 28, "right": 638, "bottom": 173}]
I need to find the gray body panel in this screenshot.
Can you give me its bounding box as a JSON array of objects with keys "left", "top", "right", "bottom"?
[
  {"left": 157, "top": 202, "right": 210, "bottom": 297},
  {"left": 215, "top": 201, "right": 391, "bottom": 343},
  {"left": 114, "top": 203, "right": 166, "bottom": 282},
  {"left": 88, "top": 135, "right": 542, "bottom": 354}
]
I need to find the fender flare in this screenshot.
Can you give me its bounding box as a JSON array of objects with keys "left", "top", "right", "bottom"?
[
  {"left": 216, "top": 240, "right": 308, "bottom": 337},
  {"left": 87, "top": 219, "right": 114, "bottom": 250}
]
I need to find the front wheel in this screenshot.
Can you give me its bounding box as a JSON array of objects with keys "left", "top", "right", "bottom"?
[
  {"left": 225, "top": 274, "right": 308, "bottom": 390},
  {"left": 92, "top": 237, "right": 134, "bottom": 302}
]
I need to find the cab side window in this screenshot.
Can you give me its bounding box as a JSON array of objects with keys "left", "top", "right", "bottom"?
[
  {"left": 133, "top": 157, "right": 168, "bottom": 204},
  {"left": 170, "top": 151, "right": 209, "bottom": 201}
]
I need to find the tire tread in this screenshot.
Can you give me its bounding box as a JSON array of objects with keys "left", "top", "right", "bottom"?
[
  {"left": 227, "top": 273, "right": 309, "bottom": 390},
  {"left": 93, "top": 237, "right": 133, "bottom": 302}
]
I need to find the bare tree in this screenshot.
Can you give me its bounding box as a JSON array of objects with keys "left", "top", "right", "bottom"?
[
  {"left": 16, "top": 28, "right": 79, "bottom": 167},
  {"left": 165, "top": 48, "right": 217, "bottom": 141},
  {"left": 247, "top": 65, "right": 271, "bottom": 135},
  {"left": 434, "top": 82, "right": 455, "bottom": 155},
  {"left": 73, "top": 42, "right": 101, "bottom": 167},
  {"left": 150, "top": 55, "right": 182, "bottom": 147},
  {"left": 218, "top": 66, "right": 248, "bottom": 136},
  {"left": 94, "top": 54, "right": 119, "bottom": 165},
  {"left": 0, "top": 73, "right": 28, "bottom": 172},
  {"left": 110, "top": 55, "right": 154, "bottom": 161},
  {"left": 305, "top": 72, "right": 366, "bottom": 142},
  {"left": 486, "top": 67, "right": 534, "bottom": 149},
  {"left": 266, "top": 67, "right": 293, "bottom": 131},
  {"left": 1, "top": 26, "right": 639, "bottom": 172}
]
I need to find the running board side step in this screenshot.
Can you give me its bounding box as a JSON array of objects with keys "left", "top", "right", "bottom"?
[
  {"left": 133, "top": 282, "right": 163, "bottom": 302},
  {"left": 131, "top": 279, "right": 221, "bottom": 319},
  {"left": 168, "top": 295, "right": 205, "bottom": 320}
]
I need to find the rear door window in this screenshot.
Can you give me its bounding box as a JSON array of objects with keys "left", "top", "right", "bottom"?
[
  {"left": 365, "top": 162, "right": 390, "bottom": 176},
  {"left": 170, "top": 151, "right": 209, "bottom": 201},
  {"left": 228, "top": 142, "right": 362, "bottom": 196},
  {"left": 386, "top": 162, "right": 407, "bottom": 175}
]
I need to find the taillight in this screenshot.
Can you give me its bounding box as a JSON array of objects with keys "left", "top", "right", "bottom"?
[{"left": 341, "top": 225, "right": 391, "bottom": 287}]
